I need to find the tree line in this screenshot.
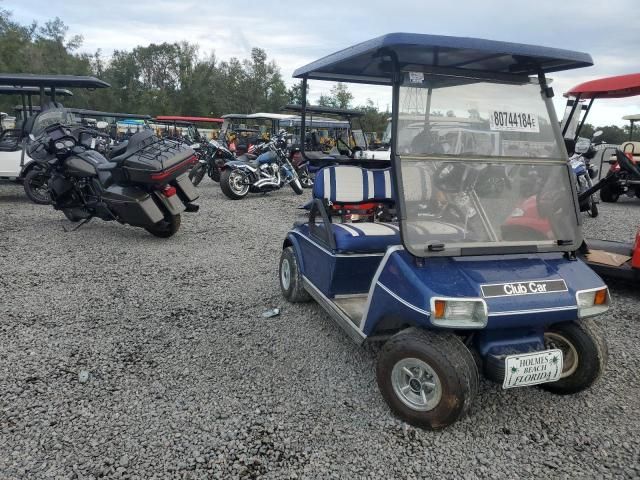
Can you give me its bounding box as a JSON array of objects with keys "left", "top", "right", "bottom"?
[
  {"left": 0, "top": 9, "right": 389, "bottom": 134},
  {"left": 0, "top": 8, "right": 635, "bottom": 141}
]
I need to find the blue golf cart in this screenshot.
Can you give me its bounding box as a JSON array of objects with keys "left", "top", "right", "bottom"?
[{"left": 278, "top": 33, "right": 611, "bottom": 429}]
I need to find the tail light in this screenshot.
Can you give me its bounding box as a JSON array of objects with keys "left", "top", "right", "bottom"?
[
  {"left": 162, "top": 185, "right": 177, "bottom": 197},
  {"left": 632, "top": 229, "right": 640, "bottom": 269},
  {"left": 150, "top": 155, "right": 197, "bottom": 181}
]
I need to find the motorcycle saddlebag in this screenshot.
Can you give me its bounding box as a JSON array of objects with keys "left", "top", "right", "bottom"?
[
  {"left": 113, "top": 131, "right": 197, "bottom": 184},
  {"left": 101, "top": 185, "right": 165, "bottom": 227}
]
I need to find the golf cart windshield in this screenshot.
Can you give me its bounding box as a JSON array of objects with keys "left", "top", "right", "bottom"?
[{"left": 396, "top": 77, "right": 579, "bottom": 256}]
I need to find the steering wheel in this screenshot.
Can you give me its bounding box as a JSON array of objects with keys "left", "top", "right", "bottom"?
[
  {"left": 337, "top": 137, "right": 353, "bottom": 156},
  {"left": 435, "top": 163, "right": 469, "bottom": 192}
]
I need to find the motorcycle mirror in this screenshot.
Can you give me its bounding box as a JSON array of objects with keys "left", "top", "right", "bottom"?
[
  {"left": 96, "top": 121, "right": 109, "bottom": 130},
  {"left": 592, "top": 130, "right": 603, "bottom": 139},
  {"left": 574, "top": 137, "right": 590, "bottom": 154}
]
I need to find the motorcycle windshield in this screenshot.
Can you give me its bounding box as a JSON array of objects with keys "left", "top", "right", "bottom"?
[{"left": 394, "top": 79, "right": 580, "bottom": 257}]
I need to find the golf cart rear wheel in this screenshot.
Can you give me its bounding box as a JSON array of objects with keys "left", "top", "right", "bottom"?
[
  {"left": 539, "top": 320, "right": 607, "bottom": 395},
  {"left": 279, "top": 247, "right": 310, "bottom": 303},
  {"left": 377, "top": 328, "right": 478, "bottom": 430},
  {"left": 600, "top": 184, "right": 619, "bottom": 203}
]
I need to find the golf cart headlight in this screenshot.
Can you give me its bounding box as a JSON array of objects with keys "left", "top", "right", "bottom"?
[
  {"left": 430, "top": 298, "right": 488, "bottom": 328},
  {"left": 576, "top": 287, "right": 610, "bottom": 318}
]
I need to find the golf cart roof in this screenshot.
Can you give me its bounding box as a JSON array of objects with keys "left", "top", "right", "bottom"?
[
  {"left": 0, "top": 73, "right": 110, "bottom": 89},
  {"left": 293, "top": 33, "right": 593, "bottom": 85},
  {"left": 222, "top": 112, "right": 297, "bottom": 121},
  {"left": 282, "top": 104, "right": 364, "bottom": 118},
  {"left": 14, "top": 105, "right": 150, "bottom": 120},
  {"left": 155, "top": 115, "right": 224, "bottom": 124},
  {"left": 623, "top": 114, "right": 640, "bottom": 121},
  {"left": 565, "top": 73, "right": 640, "bottom": 99},
  {"left": 0, "top": 86, "right": 73, "bottom": 96}
]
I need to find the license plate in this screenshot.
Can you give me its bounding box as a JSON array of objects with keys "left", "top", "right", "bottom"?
[{"left": 502, "top": 349, "right": 563, "bottom": 389}]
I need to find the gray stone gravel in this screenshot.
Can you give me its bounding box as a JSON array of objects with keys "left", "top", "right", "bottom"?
[{"left": 1, "top": 180, "right": 639, "bottom": 479}]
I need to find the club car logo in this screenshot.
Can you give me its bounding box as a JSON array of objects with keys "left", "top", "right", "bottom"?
[{"left": 480, "top": 279, "right": 568, "bottom": 298}]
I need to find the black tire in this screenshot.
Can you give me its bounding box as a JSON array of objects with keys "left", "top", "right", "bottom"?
[
  {"left": 539, "top": 320, "right": 607, "bottom": 395},
  {"left": 600, "top": 184, "right": 619, "bottom": 203},
  {"left": 279, "top": 246, "right": 310, "bottom": 302},
  {"left": 189, "top": 164, "right": 206, "bottom": 186},
  {"left": 290, "top": 177, "right": 304, "bottom": 195},
  {"left": 220, "top": 168, "right": 249, "bottom": 200},
  {"left": 377, "top": 328, "right": 478, "bottom": 430},
  {"left": 23, "top": 168, "right": 51, "bottom": 205},
  {"left": 145, "top": 214, "right": 181, "bottom": 238}
]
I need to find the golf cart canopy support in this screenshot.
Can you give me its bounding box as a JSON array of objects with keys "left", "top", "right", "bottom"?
[
  {"left": 293, "top": 32, "right": 593, "bottom": 85},
  {"left": 293, "top": 32, "right": 593, "bottom": 258}
]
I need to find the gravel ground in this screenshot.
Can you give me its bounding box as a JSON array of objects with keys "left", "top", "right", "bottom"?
[{"left": 1, "top": 180, "right": 639, "bottom": 479}]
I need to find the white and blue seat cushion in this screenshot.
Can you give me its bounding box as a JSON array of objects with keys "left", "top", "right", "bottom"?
[
  {"left": 308, "top": 166, "right": 399, "bottom": 253},
  {"left": 313, "top": 165, "right": 394, "bottom": 204}
]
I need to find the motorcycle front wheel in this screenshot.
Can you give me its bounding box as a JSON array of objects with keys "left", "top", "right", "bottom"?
[
  {"left": 24, "top": 168, "right": 51, "bottom": 205},
  {"left": 145, "top": 214, "right": 181, "bottom": 238},
  {"left": 220, "top": 169, "right": 250, "bottom": 200},
  {"left": 189, "top": 164, "right": 207, "bottom": 186},
  {"left": 290, "top": 177, "right": 304, "bottom": 195}
]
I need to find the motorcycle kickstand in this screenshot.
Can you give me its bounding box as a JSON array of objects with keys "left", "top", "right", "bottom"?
[{"left": 63, "top": 215, "right": 94, "bottom": 232}]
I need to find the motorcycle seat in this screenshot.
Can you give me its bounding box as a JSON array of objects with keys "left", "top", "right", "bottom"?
[
  {"left": 110, "top": 141, "right": 129, "bottom": 159},
  {"left": 110, "top": 130, "right": 156, "bottom": 163}
]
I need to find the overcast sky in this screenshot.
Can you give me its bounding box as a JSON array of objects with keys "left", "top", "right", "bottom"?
[{"left": 10, "top": 0, "right": 640, "bottom": 126}]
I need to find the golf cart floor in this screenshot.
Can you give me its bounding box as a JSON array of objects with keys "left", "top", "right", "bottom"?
[{"left": 333, "top": 295, "right": 367, "bottom": 325}]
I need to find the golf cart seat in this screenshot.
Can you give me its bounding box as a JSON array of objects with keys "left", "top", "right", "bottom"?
[{"left": 311, "top": 165, "right": 400, "bottom": 253}]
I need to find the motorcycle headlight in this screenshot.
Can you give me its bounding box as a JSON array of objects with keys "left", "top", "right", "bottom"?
[
  {"left": 576, "top": 287, "right": 610, "bottom": 318},
  {"left": 430, "top": 297, "right": 487, "bottom": 328},
  {"left": 510, "top": 208, "right": 525, "bottom": 217}
]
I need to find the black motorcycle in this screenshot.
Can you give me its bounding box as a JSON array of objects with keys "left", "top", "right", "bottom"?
[
  {"left": 188, "top": 139, "right": 235, "bottom": 186},
  {"left": 27, "top": 123, "right": 200, "bottom": 237},
  {"left": 219, "top": 131, "right": 304, "bottom": 200}
]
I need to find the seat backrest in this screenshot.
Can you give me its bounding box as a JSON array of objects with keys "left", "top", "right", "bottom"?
[{"left": 313, "top": 165, "right": 394, "bottom": 203}]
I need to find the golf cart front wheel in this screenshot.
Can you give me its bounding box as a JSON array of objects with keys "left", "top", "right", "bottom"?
[
  {"left": 539, "top": 320, "right": 608, "bottom": 395},
  {"left": 377, "top": 328, "right": 478, "bottom": 430},
  {"left": 279, "top": 247, "right": 310, "bottom": 303}
]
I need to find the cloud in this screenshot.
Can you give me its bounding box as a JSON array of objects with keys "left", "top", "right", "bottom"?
[{"left": 9, "top": 0, "right": 640, "bottom": 125}]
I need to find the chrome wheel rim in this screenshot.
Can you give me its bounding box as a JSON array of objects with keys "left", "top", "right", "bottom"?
[
  {"left": 281, "top": 258, "right": 291, "bottom": 290},
  {"left": 229, "top": 171, "right": 249, "bottom": 196},
  {"left": 544, "top": 332, "right": 578, "bottom": 378},
  {"left": 391, "top": 358, "right": 442, "bottom": 411}
]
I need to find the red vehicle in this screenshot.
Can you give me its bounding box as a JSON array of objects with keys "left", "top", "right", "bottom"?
[{"left": 561, "top": 73, "right": 640, "bottom": 202}]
